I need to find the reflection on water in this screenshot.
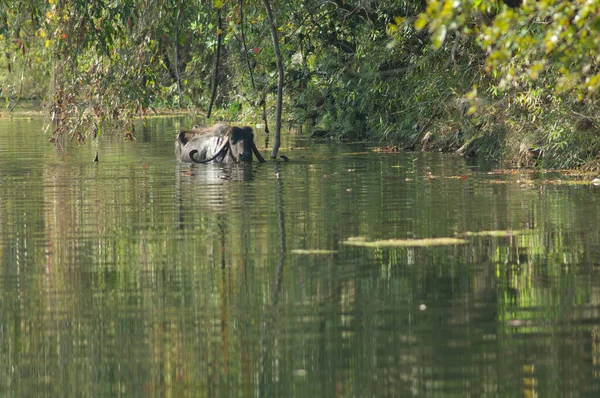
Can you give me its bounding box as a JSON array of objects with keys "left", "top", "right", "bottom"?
[
  {"left": 0, "top": 117, "right": 600, "bottom": 396},
  {"left": 177, "top": 162, "right": 256, "bottom": 182}
]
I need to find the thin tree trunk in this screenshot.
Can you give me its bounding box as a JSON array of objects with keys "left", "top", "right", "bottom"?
[
  {"left": 261, "top": 91, "right": 270, "bottom": 135},
  {"left": 174, "top": 35, "right": 182, "bottom": 107},
  {"left": 173, "top": 2, "right": 183, "bottom": 108},
  {"left": 263, "top": 0, "right": 283, "bottom": 159},
  {"left": 239, "top": 0, "right": 255, "bottom": 90},
  {"left": 207, "top": 8, "right": 223, "bottom": 118}
]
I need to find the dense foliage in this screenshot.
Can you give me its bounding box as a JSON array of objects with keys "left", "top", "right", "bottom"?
[
  {"left": 418, "top": 0, "right": 600, "bottom": 168},
  {"left": 2, "top": 0, "right": 600, "bottom": 167}
]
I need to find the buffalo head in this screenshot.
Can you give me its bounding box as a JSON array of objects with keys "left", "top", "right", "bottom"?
[
  {"left": 176, "top": 123, "right": 266, "bottom": 164},
  {"left": 226, "top": 126, "right": 258, "bottom": 163}
]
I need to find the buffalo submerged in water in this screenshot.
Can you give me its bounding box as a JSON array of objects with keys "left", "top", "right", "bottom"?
[{"left": 175, "top": 122, "right": 266, "bottom": 164}]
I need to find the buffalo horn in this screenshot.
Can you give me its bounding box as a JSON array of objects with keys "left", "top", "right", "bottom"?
[
  {"left": 190, "top": 136, "right": 230, "bottom": 163},
  {"left": 252, "top": 142, "right": 266, "bottom": 163}
]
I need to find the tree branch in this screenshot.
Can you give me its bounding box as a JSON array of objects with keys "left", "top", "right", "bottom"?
[
  {"left": 207, "top": 7, "right": 223, "bottom": 118},
  {"left": 263, "top": 0, "right": 283, "bottom": 159}
]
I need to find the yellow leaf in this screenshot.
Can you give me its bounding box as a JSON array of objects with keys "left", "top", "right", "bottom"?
[
  {"left": 528, "top": 62, "right": 545, "bottom": 80},
  {"left": 415, "top": 14, "right": 428, "bottom": 30},
  {"left": 465, "top": 85, "right": 478, "bottom": 99},
  {"left": 432, "top": 25, "right": 447, "bottom": 49},
  {"left": 214, "top": 0, "right": 222, "bottom": 9},
  {"left": 45, "top": 40, "right": 50, "bottom": 48},
  {"left": 394, "top": 16, "right": 405, "bottom": 25},
  {"left": 386, "top": 23, "right": 398, "bottom": 36}
]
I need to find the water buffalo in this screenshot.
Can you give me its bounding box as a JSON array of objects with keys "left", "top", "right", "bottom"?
[{"left": 175, "top": 122, "right": 266, "bottom": 164}]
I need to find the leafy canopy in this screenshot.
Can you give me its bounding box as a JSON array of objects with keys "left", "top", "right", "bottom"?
[{"left": 417, "top": 0, "right": 600, "bottom": 98}]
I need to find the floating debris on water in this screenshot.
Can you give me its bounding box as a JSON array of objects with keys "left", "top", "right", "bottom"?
[
  {"left": 462, "top": 230, "right": 530, "bottom": 237},
  {"left": 342, "top": 236, "right": 469, "bottom": 247},
  {"left": 290, "top": 249, "right": 338, "bottom": 255}
]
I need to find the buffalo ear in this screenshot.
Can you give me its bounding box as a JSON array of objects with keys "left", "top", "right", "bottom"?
[
  {"left": 236, "top": 126, "right": 253, "bottom": 143},
  {"left": 177, "top": 131, "right": 191, "bottom": 145},
  {"left": 244, "top": 127, "right": 254, "bottom": 142},
  {"left": 224, "top": 126, "right": 253, "bottom": 145},
  {"left": 227, "top": 126, "right": 241, "bottom": 144}
]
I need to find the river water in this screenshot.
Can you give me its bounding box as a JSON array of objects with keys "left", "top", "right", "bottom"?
[{"left": 1, "top": 116, "right": 600, "bottom": 396}]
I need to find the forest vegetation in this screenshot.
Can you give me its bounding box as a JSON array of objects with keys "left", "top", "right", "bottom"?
[{"left": 2, "top": 0, "right": 600, "bottom": 168}]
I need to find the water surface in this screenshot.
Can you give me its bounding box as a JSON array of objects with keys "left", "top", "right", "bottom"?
[{"left": 1, "top": 116, "right": 600, "bottom": 396}]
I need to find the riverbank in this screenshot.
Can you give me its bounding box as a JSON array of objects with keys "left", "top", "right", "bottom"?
[
  {"left": 386, "top": 93, "right": 600, "bottom": 171},
  {"left": 297, "top": 58, "right": 600, "bottom": 171}
]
